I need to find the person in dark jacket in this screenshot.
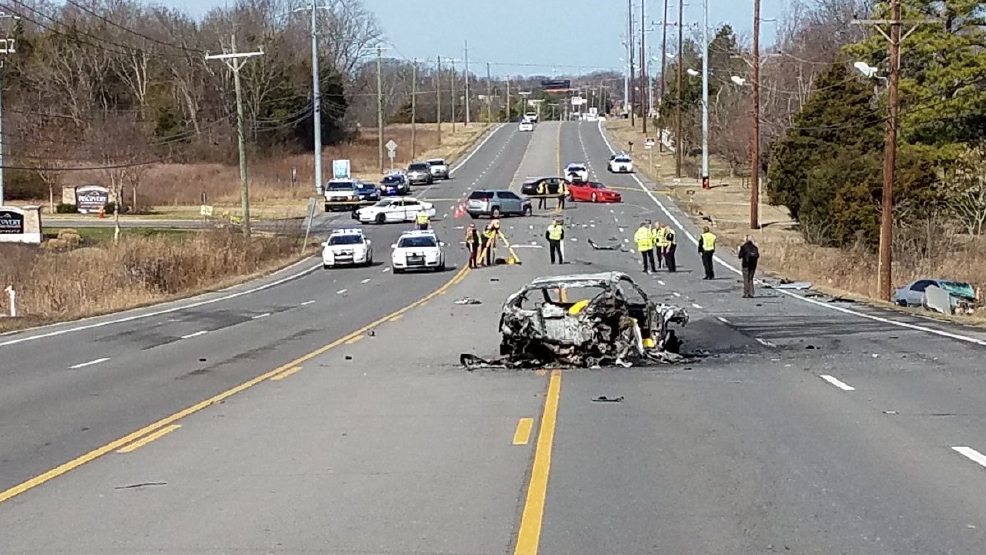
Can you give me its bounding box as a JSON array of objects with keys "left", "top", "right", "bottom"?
[
  {"left": 465, "top": 224, "right": 480, "bottom": 268},
  {"left": 738, "top": 235, "right": 760, "bottom": 297}
]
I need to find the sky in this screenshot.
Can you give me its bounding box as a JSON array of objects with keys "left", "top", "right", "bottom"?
[{"left": 159, "top": 0, "right": 789, "bottom": 77}]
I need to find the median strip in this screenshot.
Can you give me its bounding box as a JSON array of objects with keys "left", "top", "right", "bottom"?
[{"left": 117, "top": 425, "right": 181, "bottom": 454}]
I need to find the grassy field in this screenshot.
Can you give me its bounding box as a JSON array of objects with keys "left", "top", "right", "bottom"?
[
  {"left": 32, "top": 123, "right": 490, "bottom": 220},
  {"left": 605, "top": 118, "right": 986, "bottom": 319},
  {"left": 0, "top": 229, "right": 305, "bottom": 333}
]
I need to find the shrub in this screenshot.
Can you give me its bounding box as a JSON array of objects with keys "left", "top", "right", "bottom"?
[{"left": 55, "top": 203, "right": 78, "bottom": 214}]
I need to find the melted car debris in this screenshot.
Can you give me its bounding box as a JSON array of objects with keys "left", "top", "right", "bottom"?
[{"left": 462, "top": 271, "right": 690, "bottom": 369}]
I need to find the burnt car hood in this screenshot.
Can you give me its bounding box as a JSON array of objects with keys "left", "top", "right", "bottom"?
[{"left": 495, "top": 271, "right": 688, "bottom": 368}]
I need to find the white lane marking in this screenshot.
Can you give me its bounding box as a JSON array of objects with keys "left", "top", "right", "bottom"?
[
  {"left": 300, "top": 300, "right": 316, "bottom": 306},
  {"left": 69, "top": 357, "right": 109, "bottom": 369},
  {"left": 756, "top": 337, "right": 775, "bottom": 347},
  {"left": 594, "top": 121, "right": 986, "bottom": 349},
  {"left": 336, "top": 289, "right": 347, "bottom": 295},
  {"left": 658, "top": 280, "right": 666, "bottom": 285},
  {"left": 361, "top": 278, "right": 371, "bottom": 284},
  {"left": 820, "top": 375, "right": 855, "bottom": 391},
  {"left": 448, "top": 124, "right": 504, "bottom": 176},
  {"left": 0, "top": 259, "right": 321, "bottom": 349},
  {"left": 691, "top": 303, "right": 704, "bottom": 309},
  {"left": 181, "top": 330, "right": 208, "bottom": 340},
  {"left": 252, "top": 313, "right": 271, "bottom": 320},
  {"left": 953, "top": 446, "right": 986, "bottom": 469},
  {"left": 383, "top": 267, "right": 391, "bottom": 273},
  {"left": 672, "top": 292, "right": 681, "bottom": 297},
  {"left": 716, "top": 316, "right": 731, "bottom": 324}
]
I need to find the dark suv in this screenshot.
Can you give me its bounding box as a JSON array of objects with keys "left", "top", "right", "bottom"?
[{"left": 465, "top": 189, "right": 533, "bottom": 219}]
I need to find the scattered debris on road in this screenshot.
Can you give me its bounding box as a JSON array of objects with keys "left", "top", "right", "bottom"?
[
  {"left": 115, "top": 482, "right": 168, "bottom": 490},
  {"left": 468, "top": 272, "right": 690, "bottom": 368},
  {"left": 592, "top": 395, "right": 625, "bottom": 402},
  {"left": 587, "top": 238, "right": 619, "bottom": 250},
  {"left": 454, "top": 297, "right": 482, "bottom": 305}
]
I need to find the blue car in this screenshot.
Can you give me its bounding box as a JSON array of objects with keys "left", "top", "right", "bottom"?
[
  {"left": 356, "top": 181, "right": 380, "bottom": 202},
  {"left": 379, "top": 173, "right": 411, "bottom": 196}
]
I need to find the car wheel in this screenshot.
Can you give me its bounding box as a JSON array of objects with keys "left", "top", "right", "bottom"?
[
  {"left": 522, "top": 205, "right": 533, "bottom": 217},
  {"left": 375, "top": 213, "right": 386, "bottom": 225},
  {"left": 469, "top": 213, "right": 479, "bottom": 220},
  {"left": 591, "top": 192, "right": 598, "bottom": 203},
  {"left": 393, "top": 267, "right": 404, "bottom": 274},
  {"left": 492, "top": 207, "right": 501, "bottom": 219},
  {"left": 323, "top": 264, "right": 330, "bottom": 269}
]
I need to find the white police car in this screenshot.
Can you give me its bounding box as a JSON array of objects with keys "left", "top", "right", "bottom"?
[
  {"left": 518, "top": 118, "right": 534, "bottom": 132},
  {"left": 391, "top": 229, "right": 446, "bottom": 273},
  {"left": 608, "top": 153, "right": 634, "bottom": 173},
  {"left": 322, "top": 228, "right": 373, "bottom": 268},
  {"left": 565, "top": 162, "right": 589, "bottom": 182}
]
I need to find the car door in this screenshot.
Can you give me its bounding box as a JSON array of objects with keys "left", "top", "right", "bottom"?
[
  {"left": 384, "top": 199, "right": 403, "bottom": 222},
  {"left": 905, "top": 280, "right": 935, "bottom": 306},
  {"left": 499, "top": 191, "right": 523, "bottom": 214},
  {"left": 402, "top": 198, "right": 419, "bottom": 220}
]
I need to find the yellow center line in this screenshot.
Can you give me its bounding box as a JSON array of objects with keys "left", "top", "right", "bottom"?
[
  {"left": 344, "top": 335, "right": 364, "bottom": 345},
  {"left": 0, "top": 264, "right": 473, "bottom": 506},
  {"left": 270, "top": 366, "right": 302, "bottom": 381},
  {"left": 512, "top": 418, "right": 534, "bottom": 445},
  {"left": 388, "top": 315, "right": 403, "bottom": 322},
  {"left": 116, "top": 425, "right": 181, "bottom": 454},
  {"left": 513, "top": 370, "right": 562, "bottom": 555}
]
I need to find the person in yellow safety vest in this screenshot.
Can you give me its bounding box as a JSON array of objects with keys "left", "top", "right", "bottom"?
[
  {"left": 663, "top": 224, "right": 677, "bottom": 272},
  {"left": 481, "top": 219, "right": 499, "bottom": 266},
  {"left": 536, "top": 182, "right": 548, "bottom": 209},
  {"left": 634, "top": 221, "right": 656, "bottom": 273},
  {"left": 557, "top": 180, "right": 567, "bottom": 210},
  {"left": 545, "top": 219, "right": 565, "bottom": 264},
  {"left": 698, "top": 225, "right": 717, "bottom": 279},
  {"left": 652, "top": 222, "right": 667, "bottom": 269},
  {"left": 415, "top": 208, "right": 430, "bottom": 230}
]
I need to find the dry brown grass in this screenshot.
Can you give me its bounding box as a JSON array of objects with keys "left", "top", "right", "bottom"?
[
  {"left": 48, "top": 123, "right": 490, "bottom": 213},
  {"left": 606, "top": 118, "right": 986, "bottom": 317},
  {"left": 0, "top": 230, "right": 304, "bottom": 333}
]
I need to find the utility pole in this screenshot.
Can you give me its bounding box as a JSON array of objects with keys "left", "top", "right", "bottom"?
[
  {"left": 206, "top": 35, "right": 263, "bottom": 237},
  {"left": 506, "top": 77, "right": 511, "bottom": 121},
  {"left": 376, "top": 45, "right": 384, "bottom": 172},
  {"left": 464, "top": 40, "right": 470, "bottom": 126},
  {"left": 436, "top": 56, "right": 442, "bottom": 144},
  {"left": 659, "top": 0, "right": 669, "bottom": 152},
  {"left": 486, "top": 62, "right": 492, "bottom": 122},
  {"left": 701, "top": 0, "right": 709, "bottom": 189},
  {"left": 299, "top": 0, "right": 329, "bottom": 195},
  {"left": 411, "top": 59, "right": 417, "bottom": 159},
  {"left": 449, "top": 57, "right": 460, "bottom": 133},
  {"left": 0, "top": 12, "right": 15, "bottom": 206},
  {"left": 640, "top": 0, "right": 647, "bottom": 133},
  {"left": 750, "top": 0, "right": 761, "bottom": 227},
  {"left": 674, "top": 0, "right": 683, "bottom": 178},
  {"left": 851, "top": 2, "right": 931, "bottom": 300},
  {"left": 628, "top": 0, "right": 635, "bottom": 127}
]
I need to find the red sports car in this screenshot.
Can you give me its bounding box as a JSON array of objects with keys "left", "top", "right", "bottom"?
[{"left": 568, "top": 182, "right": 622, "bottom": 203}]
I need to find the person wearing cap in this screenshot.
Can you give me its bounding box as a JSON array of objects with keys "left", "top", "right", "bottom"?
[
  {"left": 465, "top": 223, "right": 480, "bottom": 269},
  {"left": 545, "top": 218, "right": 565, "bottom": 264}
]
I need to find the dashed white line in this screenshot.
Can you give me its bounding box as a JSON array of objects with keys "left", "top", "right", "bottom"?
[
  {"left": 361, "top": 278, "right": 371, "bottom": 284},
  {"left": 181, "top": 330, "right": 208, "bottom": 340},
  {"left": 658, "top": 280, "right": 666, "bottom": 285},
  {"left": 672, "top": 292, "right": 681, "bottom": 297},
  {"left": 755, "top": 337, "right": 775, "bottom": 347},
  {"left": 820, "top": 375, "right": 855, "bottom": 391},
  {"left": 716, "top": 316, "right": 731, "bottom": 324},
  {"left": 252, "top": 312, "right": 271, "bottom": 320},
  {"left": 383, "top": 267, "right": 391, "bottom": 273},
  {"left": 300, "top": 300, "right": 316, "bottom": 306},
  {"left": 336, "top": 289, "right": 347, "bottom": 295},
  {"left": 68, "top": 357, "right": 110, "bottom": 369},
  {"left": 691, "top": 303, "right": 704, "bottom": 309},
  {"left": 952, "top": 446, "right": 986, "bottom": 469}
]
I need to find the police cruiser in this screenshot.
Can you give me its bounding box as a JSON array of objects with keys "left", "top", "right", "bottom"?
[
  {"left": 322, "top": 228, "right": 373, "bottom": 268},
  {"left": 391, "top": 229, "right": 446, "bottom": 273}
]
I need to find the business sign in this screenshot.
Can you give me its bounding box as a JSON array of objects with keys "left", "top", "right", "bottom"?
[
  {"left": 75, "top": 185, "right": 110, "bottom": 214},
  {"left": 571, "top": 97, "right": 585, "bottom": 106},
  {"left": 541, "top": 79, "right": 571, "bottom": 91},
  {"left": 332, "top": 159, "right": 351, "bottom": 179},
  {"left": 0, "top": 207, "right": 25, "bottom": 234}
]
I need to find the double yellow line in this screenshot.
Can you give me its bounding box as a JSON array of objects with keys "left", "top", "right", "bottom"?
[{"left": 0, "top": 264, "right": 472, "bottom": 506}]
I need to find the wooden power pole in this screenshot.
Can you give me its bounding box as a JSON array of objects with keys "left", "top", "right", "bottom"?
[
  {"left": 411, "top": 59, "right": 417, "bottom": 159},
  {"left": 750, "top": 0, "right": 761, "bottom": 229},
  {"left": 659, "top": 0, "right": 669, "bottom": 152},
  {"left": 640, "top": 0, "right": 647, "bottom": 134},
  {"left": 674, "top": 0, "right": 683, "bottom": 177}
]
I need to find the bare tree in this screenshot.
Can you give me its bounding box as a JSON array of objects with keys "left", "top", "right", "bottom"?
[{"left": 948, "top": 148, "right": 986, "bottom": 235}]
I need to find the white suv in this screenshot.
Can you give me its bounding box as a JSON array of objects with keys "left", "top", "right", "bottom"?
[
  {"left": 391, "top": 230, "right": 446, "bottom": 273},
  {"left": 322, "top": 228, "right": 373, "bottom": 268},
  {"left": 608, "top": 154, "right": 634, "bottom": 173}
]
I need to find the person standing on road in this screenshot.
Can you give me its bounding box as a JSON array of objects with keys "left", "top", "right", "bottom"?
[
  {"left": 664, "top": 224, "right": 677, "bottom": 273},
  {"left": 545, "top": 219, "right": 565, "bottom": 264},
  {"left": 738, "top": 235, "right": 760, "bottom": 297},
  {"left": 465, "top": 223, "right": 480, "bottom": 269},
  {"left": 634, "top": 222, "right": 656, "bottom": 273},
  {"left": 481, "top": 221, "right": 497, "bottom": 267},
  {"left": 652, "top": 222, "right": 666, "bottom": 269},
  {"left": 698, "top": 226, "right": 717, "bottom": 280},
  {"left": 557, "top": 180, "right": 568, "bottom": 210},
  {"left": 415, "top": 208, "right": 430, "bottom": 230},
  {"left": 536, "top": 181, "right": 548, "bottom": 210}
]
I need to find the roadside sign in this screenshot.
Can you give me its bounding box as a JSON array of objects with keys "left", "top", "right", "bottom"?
[
  {"left": 332, "top": 159, "right": 351, "bottom": 179},
  {"left": 571, "top": 97, "right": 584, "bottom": 106},
  {"left": 645, "top": 137, "right": 655, "bottom": 147},
  {"left": 199, "top": 205, "right": 214, "bottom": 217},
  {"left": 385, "top": 139, "right": 397, "bottom": 152}
]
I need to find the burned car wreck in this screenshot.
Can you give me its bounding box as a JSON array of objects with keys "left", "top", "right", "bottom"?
[{"left": 490, "top": 272, "right": 689, "bottom": 368}]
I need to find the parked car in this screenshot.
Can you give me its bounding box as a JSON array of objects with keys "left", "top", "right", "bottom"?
[
  {"left": 518, "top": 119, "right": 534, "bottom": 132},
  {"left": 354, "top": 197, "right": 436, "bottom": 224},
  {"left": 391, "top": 229, "right": 446, "bottom": 273},
  {"left": 406, "top": 161, "right": 434, "bottom": 185},
  {"left": 525, "top": 111, "right": 538, "bottom": 123},
  {"left": 520, "top": 176, "right": 565, "bottom": 196},
  {"left": 321, "top": 227, "right": 373, "bottom": 268},
  {"left": 892, "top": 278, "right": 977, "bottom": 311},
  {"left": 465, "top": 189, "right": 533, "bottom": 219},
  {"left": 427, "top": 158, "right": 450, "bottom": 180},
  {"left": 567, "top": 181, "right": 622, "bottom": 203},
  {"left": 565, "top": 162, "right": 589, "bottom": 183},
  {"left": 324, "top": 179, "right": 361, "bottom": 212},
  {"left": 379, "top": 173, "right": 411, "bottom": 196},
  {"left": 356, "top": 181, "right": 380, "bottom": 202},
  {"left": 608, "top": 153, "right": 634, "bottom": 173}
]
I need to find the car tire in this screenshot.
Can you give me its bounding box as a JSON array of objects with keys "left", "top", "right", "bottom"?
[
  {"left": 492, "top": 207, "right": 501, "bottom": 219},
  {"left": 469, "top": 213, "right": 479, "bottom": 220},
  {"left": 323, "top": 264, "right": 331, "bottom": 269},
  {"left": 394, "top": 267, "right": 404, "bottom": 274},
  {"left": 375, "top": 213, "right": 386, "bottom": 225},
  {"left": 522, "top": 205, "right": 533, "bottom": 217}
]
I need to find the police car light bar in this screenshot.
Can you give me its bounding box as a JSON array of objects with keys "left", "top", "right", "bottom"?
[
  {"left": 402, "top": 229, "right": 437, "bottom": 236},
  {"left": 331, "top": 228, "right": 363, "bottom": 235}
]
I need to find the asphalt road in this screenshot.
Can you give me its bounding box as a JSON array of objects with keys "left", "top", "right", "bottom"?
[{"left": 3, "top": 120, "right": 986, "bottom": 554}]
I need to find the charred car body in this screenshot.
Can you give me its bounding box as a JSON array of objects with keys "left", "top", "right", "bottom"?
[{"left": 497, "top": 272, "right": 689, "bottom": 367}]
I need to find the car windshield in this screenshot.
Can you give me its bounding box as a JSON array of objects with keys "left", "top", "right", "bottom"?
[
  {"left": 409, "top": 164, "right": 429, "bottom": 171},
  {"left": 615, "top": 156, "right": 630, "bottom": 162},
  {"left": 940, "top": 280, "right": 976, "bottom": 299},
  {"left": 398, "top": 236, "right": 437, "bottom": 248},
  {"left": 381, "top": 176, "right": 401, "bottom": 184},
  {"left": 428, "top": 160, "right": 445, "bottom": 165},
  {"left": 328, "top": 234, "right": 363, "bottom": 245},
  {"left": 328, "top": 181, "right": 354, "bottom": 190}
]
